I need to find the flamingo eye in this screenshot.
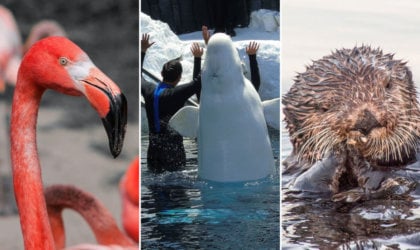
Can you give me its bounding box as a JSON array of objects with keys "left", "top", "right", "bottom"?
[{"left": 59, "top": 57, "right": 68, "bottom": 66}]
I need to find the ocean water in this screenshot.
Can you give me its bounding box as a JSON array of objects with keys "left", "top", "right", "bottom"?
[
  {"left": 281, "top": 130, "right": 420, "bottom": 249},
  {"left": 141, "top": 129, "right": 279, "bottom": 249}
]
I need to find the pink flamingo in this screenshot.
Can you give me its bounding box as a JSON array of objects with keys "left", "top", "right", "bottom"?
[
  {"left": 11, "top": 36, "right": 128, "bottom": 249},
  {"left": 45, "top": 184, "right": 135, "bottom": 249},
  {"left": 0, "top": 5, "right": 66, "bottom": 91},
  {"left": 23, "top": 20, "right": 66, "bottom": 54},
  {"left": 44, "top": 156, "right": 139, "bottom": 248},
  {"left": 0, "top": 5, "right": 22, "bottom": 92},
  {"left": 120, "top": 156, "right": 139, "bottom": 242}
]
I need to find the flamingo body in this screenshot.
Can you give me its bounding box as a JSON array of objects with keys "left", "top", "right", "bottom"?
[{"left": 11, "top": 36, "right": 127, "bottom": 249}]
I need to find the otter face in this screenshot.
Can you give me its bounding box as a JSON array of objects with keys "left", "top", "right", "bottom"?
[{"left": 283, "top": 46, "right": 420, "bottom": 166}]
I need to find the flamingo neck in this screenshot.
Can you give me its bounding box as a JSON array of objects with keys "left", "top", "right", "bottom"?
[
  {"left": 10, "top": 80, "right": 54, "bottom": 249},
  {"left": 45, "top": 185, "right": 135, "bottom": 247}
]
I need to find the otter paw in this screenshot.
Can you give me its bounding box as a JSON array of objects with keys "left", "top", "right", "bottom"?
[
  {"left": 332, "top": 177, "right": 417, "bottom": 202},
  {"left": 332, "top": 188, "right": 366, "bottom": 203},
  {"left": 372, "top": 177, "right": 417, "bottom": 199}
]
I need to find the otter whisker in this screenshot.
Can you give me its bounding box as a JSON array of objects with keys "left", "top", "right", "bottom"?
[
  {"left": 314, "top": 132, "right": 336, "bottom": 160},
  {"left": 397, "top": 131, "right": 415, "bottom": 159},
  {"left": 394, "top": 126, "right": 419, "bottom": 155},
  {"left": 394, "top": 135, "right": 411, "bottom": 159},
  {"left": 390, "top": 135, "right": 402, "bottom": 162},
  {"left": 394, "top": 125, "right": 419, "bottom": 145},
  {"left": 298, "top": 129, "right": 327, "bottom": 160},
  {"left": 297, "top": 128, "right": 337, "bottom": 162},
  {"left": 291, "top": 124, "right": 329, "bottom": 138}
]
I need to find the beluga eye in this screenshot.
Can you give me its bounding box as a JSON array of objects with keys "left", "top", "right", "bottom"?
[{"left": 59, "top": 57, "right": 68, "bottom": 66}]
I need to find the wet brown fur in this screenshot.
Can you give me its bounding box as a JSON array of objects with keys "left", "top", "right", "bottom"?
[{"left": 283, "top": 46, "right": 420, "bottom": 193}]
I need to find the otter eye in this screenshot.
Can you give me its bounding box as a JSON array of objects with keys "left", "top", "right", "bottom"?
[
  {"left": 315, "top": 104, "right": 329, "bottom": 113},
  {"left": 380, "top": 73, "right": 392, "bottom": 90},
  {"left": 59, "top": 57, "right": 68, "bottom": 66},
  {"left": 385, "top": 81, "right": 392, "bottom": 90}
]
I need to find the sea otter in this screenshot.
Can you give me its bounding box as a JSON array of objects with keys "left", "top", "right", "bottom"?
[{"left": 283, "top": 45, "right": 420, "bottom": 202}]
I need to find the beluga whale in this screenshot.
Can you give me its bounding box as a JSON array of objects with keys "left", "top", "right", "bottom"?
[{"left": 170, "top": 33, "right": 276, "bottom": 182}]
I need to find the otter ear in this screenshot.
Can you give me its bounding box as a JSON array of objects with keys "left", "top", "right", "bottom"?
[{"left": 377, "top": 71, "right": 391, "bottom": 88}]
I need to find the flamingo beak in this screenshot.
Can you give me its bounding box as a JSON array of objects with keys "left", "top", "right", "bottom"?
[{"left": 81, "top": 67, "right": 127, "bottom": 158}]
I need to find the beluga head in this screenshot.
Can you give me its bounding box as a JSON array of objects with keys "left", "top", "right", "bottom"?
[{"left": 202, "top": 33, "right": 244, "bottom": 92}]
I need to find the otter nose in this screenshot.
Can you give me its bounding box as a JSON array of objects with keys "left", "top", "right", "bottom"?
[{"left": 353, "top": 109, "right": 381, "bottom": 136}]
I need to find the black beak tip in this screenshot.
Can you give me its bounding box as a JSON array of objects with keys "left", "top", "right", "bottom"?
[
  {"left": 111, "top": 147, "right": 121, "bottom": 159},
  {"left": 102, "top": 93, "right": 127, "bottom": 158}
]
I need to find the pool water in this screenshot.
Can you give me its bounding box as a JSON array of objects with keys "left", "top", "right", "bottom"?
[
  {"left": 281, "top": 129, "right": 420, "bottom": 249},
  {"left": 141, "top": 129, "right": 279, "bottom": 249}
]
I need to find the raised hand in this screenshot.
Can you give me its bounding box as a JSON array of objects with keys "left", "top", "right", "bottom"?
[
  {"left": 202, "top": 25, "right": 211, "bottom": 45},
  {"left": 190, "top": 42, "right": 203, "bottom": 57},
  {"left": 141, "top": 33, "right": 155, "bottom": 52},
  {"left": 246, "top": 41, "right": 260, "bottom": 55}
]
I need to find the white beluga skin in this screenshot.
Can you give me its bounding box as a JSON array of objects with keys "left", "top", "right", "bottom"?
[
  {"left": 199, "top": 33, "right": 274, "bottom": 182},
  {"left": 171, "top": 33, "right": 274, "bottom": 182}
]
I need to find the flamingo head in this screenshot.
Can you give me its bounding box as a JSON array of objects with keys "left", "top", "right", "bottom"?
[{"left": 20, "top": 36, "right": 127, "bottom": 157}]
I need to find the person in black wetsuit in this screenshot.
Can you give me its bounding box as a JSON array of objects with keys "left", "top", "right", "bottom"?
[{"left": 141, "top": 34, "right": 202, "bottom": 173}]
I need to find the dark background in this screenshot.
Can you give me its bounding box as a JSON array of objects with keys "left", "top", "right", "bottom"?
[{"left": 141, "top": 0, "right": 279, "bottom": 34}]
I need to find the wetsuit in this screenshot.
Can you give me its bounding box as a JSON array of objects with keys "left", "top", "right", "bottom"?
[
  {"left": 141, "top": 52, "right": 201, "bottom": 172},
  {"left": 248, "top": 54, "right": 261, "bottom": 91}
]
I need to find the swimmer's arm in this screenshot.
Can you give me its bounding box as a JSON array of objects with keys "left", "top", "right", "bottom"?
[
  {"left": 140, "top": 52, "right": 155, "bottom": 97},
  {"left": 190, "top": 43, "right": 203, "bottom": 79},
  {"left": 140, "top": 50, "right": 156, "bottom": 97},
  {"left": 140, "top": 33, "right": 154, "bottom": 70},
  {"left": 193, "top": 57, "right": 201, "bottom": 80},
  {"left": 193, "top": 57, "right": 201, "bottom": 101},
  {"left": 141, "top": 52, "right": 146, "bottom": 70},
  {"left": 248, "top": 54, "right": 261, "bottom": 91},
  {"left": 190, "top": 42, "right": 203, "bottom": 101},
  {"left": 140, "top": 51, "right": 156, "bottom": 96},
  {"left": 246, "top": 41, "right": 261, "bottom": 91},
  {"left": 141, "top": 76, "right": 155, "bottom": 97},
  {"left": 161, "top": 78, "right": 201, "bottom": 105}
]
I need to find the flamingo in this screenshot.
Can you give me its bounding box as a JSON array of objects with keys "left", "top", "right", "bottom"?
[
  {"left": 119, "top": 156, "right": 139, "bottom": 242},
  {"left": 0, "top": 5, "right": 22, "bottom": 92},
  {"left": 10, "top": 36, "right": 128, "bottom": 249},
  {"left": 45, "top": 185, "right": 135, "bottom": 249},
  {"left": 23, "top": 20, "right": 66, "bottom": 54},
  {"left": 0, "top": 5, "right": 66, "bottom": 90}
]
